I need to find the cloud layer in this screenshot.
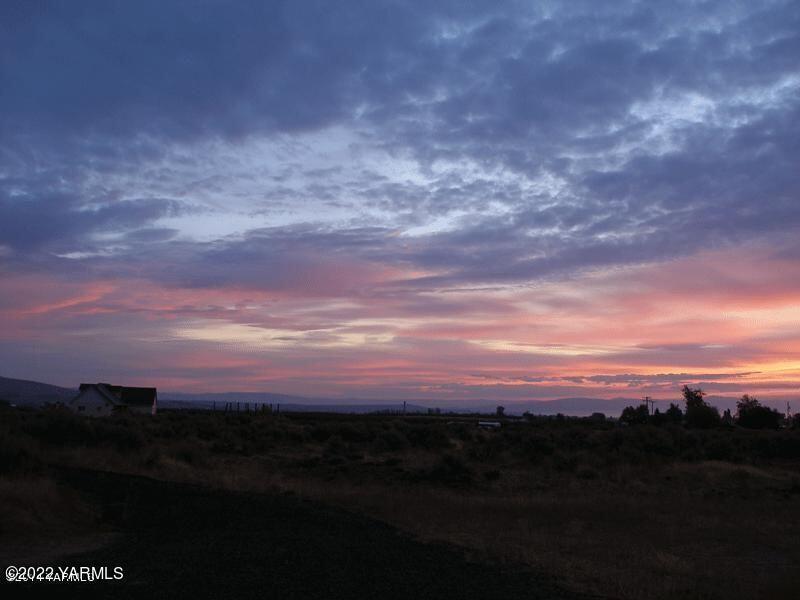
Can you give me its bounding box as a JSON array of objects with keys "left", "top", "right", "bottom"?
[{"left": 1, "top": 1, "right": 799, "bottom": 404}]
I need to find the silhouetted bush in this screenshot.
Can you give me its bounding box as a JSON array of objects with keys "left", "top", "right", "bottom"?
[
  {"left": 0, "top": 433, "right": 43, "bottom": 475},
  {"left": 372, "top": 428, "right": 409, "bottom": 452},
  {"left": 173, "top": 441, "right": 205, "bottom": 465},
  {"left": 705, "top": 435, "right": 736, "bottom": 461},
  {"left": 736, "top": 395, "right": 782, "bottom": 429},
  {"left": 522, "top": 434, "right": 555, "bottom": 463},
  {"left": 683, "top": 386, "right": 720, "bottom": 429},
  {"left": 620, "top": 405, "right": 649, "bottom": 425},
  {"left": 401, "top": 423, "right": 451, "bottom": 449},
  {"left": 23, "top": 410, "right": 96, "bottom": 446},
  {"left": 650, "top": 408, "right": 665, "bottom": 426},
  {"left": 309, "top": 425, "right": 333, "bottom": 442},
  {"left": 334, "top": 423, "right": 372, "bottom": 443},
  {"left": 210, "top": 431, "right": 237, "bottom": 453},
  {"left": 425, "top": 454, "right": 473, "bottom": 486},
  {"left": 325, "top": 435, "right": 346, "bottom": 455},
  {"left": 665, "top": 403, "right": 683, "bottom": 423},
  {"left": 4, "top": 405, "right": 800, "bottom": 488}
]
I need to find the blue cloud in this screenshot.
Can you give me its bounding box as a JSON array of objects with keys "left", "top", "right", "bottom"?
[{"left": 0, "top": 0, "right": 798, "bottom": 290}]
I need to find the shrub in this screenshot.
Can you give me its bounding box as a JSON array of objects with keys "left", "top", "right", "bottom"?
[
  {"left": 628, "top": 427, "right": 677, "bottom": 459},
  {"left": 523, "top": 434, "right": 555, "bottom": 463},
  {"left": 325, "top": 435, "right": 346, "bottom": 455},
  {"left": 0, "top": 433, "right": 43, "bottom": 475},
  {"left": 172, "top": 441, "right": 206, "bottom": 465},
  {"left": 210, "top": 432, "right": 237, "bottom": 453},
  {"left": 425, "top": 454, "right": 473, "bottom": 487},
  {"left": 551, "top": 451, "right": 579, "bottom": 472},
  {"left": 665, "top": 403, "right": 684, "bottom": 423},
  {"left": 372, "top": 428, "right": 409, "bottom": 452},
  {"left": 682, "top": 387, "right": 720, "bottom": 429},
  {"left": 23, "top": 411, "right": 96, "bottom": 446},
  {"left": 620, "top": 405, "right": 649, "bottom": 425},
  {"left": 736, "top": 395, "right": 782, "bottom": 429},
  {"left": 94, "top": 421, "right": 145, "bottom": 451},
  {"left": 402, "top": 424, "right": 451, "bottom": 449},
  {"left": 334, "top": 423, "right": 372, "bottom": 443},
  {"left": 705, "top": 435, "right": 735, "bottom": 461},
  {"left": 686, "top": 403, "right": 721, "bottom": 429},
  {"left": 309, "top": 425, "right": 333, "bottom": 443}
]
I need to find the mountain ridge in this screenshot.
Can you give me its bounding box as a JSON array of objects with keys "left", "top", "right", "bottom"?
[{"left": 2, "top": 374, "right": 773, "bottom": 416}]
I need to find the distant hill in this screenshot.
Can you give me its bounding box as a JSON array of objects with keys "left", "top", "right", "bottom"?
[
  {"left": 0, "top": 376, "right": 649, "bottom": 415},
  {"left": 516, "top": 397, "right": 640, "bottom": 416},
  {"left": 3, "top": 374, "right": 781, "bottom": 416},
  {"left": 160, "top": 391, "right": 312, "bottom": 408},
  {"left": 159, "top": 391, "right": 428, "bottom": 414},
  {"left": 0, "top": 375, "right": 76, "bottom": 407},
  {"left": 105, "top": 391, "right": 645, "bottom": 416}
]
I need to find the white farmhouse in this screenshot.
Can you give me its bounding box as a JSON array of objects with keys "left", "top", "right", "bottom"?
[{"left": 69, "top": 383, "right": 158, "bottom": 416}]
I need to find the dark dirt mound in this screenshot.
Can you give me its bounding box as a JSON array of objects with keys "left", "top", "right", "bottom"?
[{"left": 5, "top": 468, "right": 592, "bottom": 600}]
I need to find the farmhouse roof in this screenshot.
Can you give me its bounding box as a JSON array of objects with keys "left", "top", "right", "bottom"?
[{"left": 78, "top": 383, "right": 157, "bottom": 407}]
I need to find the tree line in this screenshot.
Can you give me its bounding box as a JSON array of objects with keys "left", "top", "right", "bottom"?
[{"left": 620, "top": 386, "right": 799, "bottom": 429}]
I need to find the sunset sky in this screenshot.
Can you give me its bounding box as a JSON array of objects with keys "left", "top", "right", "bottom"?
[{"left": 1, "top": 1, "right": 799, "bottom": 406}]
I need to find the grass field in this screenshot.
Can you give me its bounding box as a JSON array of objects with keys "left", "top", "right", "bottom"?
[{"left": 2, "top": 405, "right": 799, "bottom": 599}]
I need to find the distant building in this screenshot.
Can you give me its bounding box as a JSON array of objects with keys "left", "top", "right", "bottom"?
[
  {"left": 69, "top": 383, "right": 157, "bottom": 416},
  {"left": 477, "top": 420, "right": 501, "bottom": 429}
]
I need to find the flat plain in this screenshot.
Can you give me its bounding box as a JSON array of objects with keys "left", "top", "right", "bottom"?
[{"left": 2, "top": 406, "right": 799, "bottom": 599}]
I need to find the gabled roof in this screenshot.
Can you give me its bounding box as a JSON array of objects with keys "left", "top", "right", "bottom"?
[
  {"left": 74, "top": 383, "right": 120, "bottom": 406},
  {"left": 78, "top": 383, "right": 157, "bottom": 407}
]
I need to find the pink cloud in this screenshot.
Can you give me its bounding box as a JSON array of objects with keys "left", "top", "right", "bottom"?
[{"left": 2, "top": 241, "right": 800, "bottom": 403}]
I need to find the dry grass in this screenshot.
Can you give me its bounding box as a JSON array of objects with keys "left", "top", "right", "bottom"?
[
  {"left": 72, "top": 448, "right": 797, "bottom": 600},
  {"left": 260, "top": 466, "right": 800, "bottom": 600},
  {"left": 0, "top": 476, "right": 97, "bottom": 536}
]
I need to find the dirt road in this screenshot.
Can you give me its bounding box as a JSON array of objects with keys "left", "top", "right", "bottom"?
[{"left": 5, "top": 468, "right": 592, "bottom": 599}]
